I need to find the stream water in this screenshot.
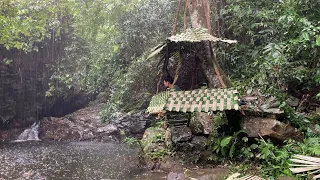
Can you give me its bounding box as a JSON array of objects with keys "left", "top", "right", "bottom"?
[
  {"left": 14, "top": 123, "right": 40, "bottom": 142},
  {"left": 0, "top": 141, "right": 148, "bottom": 180}
]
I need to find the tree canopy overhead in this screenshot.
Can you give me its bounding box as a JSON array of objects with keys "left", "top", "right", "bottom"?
[{"left": 0, "top": 0, "right": 319, "bottom": 123}]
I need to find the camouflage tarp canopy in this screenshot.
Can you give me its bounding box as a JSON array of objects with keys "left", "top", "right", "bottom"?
[
  {"left": 146, "top": 88, "right": 239, "bottom": 114},
  {"left": 147, "top": 28, "right": 237, "bottom": 60}
]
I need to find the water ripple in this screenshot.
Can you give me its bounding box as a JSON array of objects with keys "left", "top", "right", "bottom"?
[{"left": 0, "top": 142, "right": 142, "bottom": 180}]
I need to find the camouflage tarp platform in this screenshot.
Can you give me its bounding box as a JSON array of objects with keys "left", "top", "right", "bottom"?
[{"left": 146, "top": 88, "right": 239, "bottom": 114}]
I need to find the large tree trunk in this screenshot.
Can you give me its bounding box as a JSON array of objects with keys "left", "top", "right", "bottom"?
[{"left": 188, "top": 0, "right": 231, "bottom": 88}]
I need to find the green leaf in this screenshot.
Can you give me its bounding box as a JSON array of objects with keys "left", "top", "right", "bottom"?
[
  {"left": 113, "top": 45, "right": 118, "bottom": 52},
  {"left": 242, "top": 137, "right": 248, "bottom": 142},
  {"left": 316, "top": 35, "right": 320, "bottom": 46},
  {"left": 229, "top": 143, "right": 235, "bottom": 158},
  {"left": 250, "top": 144, "right": 259, "bottom": 149},
  {"left": 3, "top": 58, "right": 13, "bottom": 65},
  {"left": 220, "top": 136, "right": 232, "bottom": 147},
  {"left": 221, "top": 147, "right": 227, "bottom": 156},
  {"left": 302, "top": 32, "right": 310, "bottom": 41},
  {"left": 233, "top": 129, "right": 247, "bottom": 137}
]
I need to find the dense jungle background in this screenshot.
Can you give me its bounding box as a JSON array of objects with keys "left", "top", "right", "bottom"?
[{"left": 0, "top": 0, "right": 319, "bottom": 179}]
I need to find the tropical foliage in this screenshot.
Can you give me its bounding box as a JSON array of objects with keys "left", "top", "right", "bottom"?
[
  {"left": 2, "top": 0, "right": 317, "bottom": 119},
  {"left": 0, "top": 0, "right": 319, "bottom": 178},
  {"left": 219, "top": 0, "right": 320, "bottom": 97},
  {"left": 0, "top": 0, "right": 177, "bottom": 123}
]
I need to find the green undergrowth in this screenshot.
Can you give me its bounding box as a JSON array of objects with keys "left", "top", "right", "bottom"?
[
  {"left": 226, "top": 137, "right": 320, "bottom": 179},
  {"left": 205, "top": 112, "right": 320, "bottom": 179}
]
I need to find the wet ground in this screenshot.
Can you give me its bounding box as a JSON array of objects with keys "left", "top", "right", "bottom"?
[
  {"left": 0, "top": 141, "right": 232, "bottom": 180},
  {"left": 0, "top": 141, "right": 144, "bottom": 180}
]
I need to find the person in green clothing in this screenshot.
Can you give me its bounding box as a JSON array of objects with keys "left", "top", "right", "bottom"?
[
  {"left": 160, "top": 75, "right": 181, "bottom": 127},
  {"left": 163, "top": 75, "right": 181, "bottom": 91}
]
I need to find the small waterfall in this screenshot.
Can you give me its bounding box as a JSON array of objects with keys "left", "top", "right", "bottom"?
[{"left": 14, "top": 122, "right": 40, "bottom": 142}]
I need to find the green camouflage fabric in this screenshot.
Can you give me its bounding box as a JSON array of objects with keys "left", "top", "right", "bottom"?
[
  {"left": 147, "top": 28, "right": 237, "bottom": 60},
  {"left": 146, "top": 91, "right": 170, "bottom": 113},
  {"left": 146, "top": 88, "right": 239, "bottom": 114},
  {"left": 168, "top": 28, "right": 237, "bottom": 43}
]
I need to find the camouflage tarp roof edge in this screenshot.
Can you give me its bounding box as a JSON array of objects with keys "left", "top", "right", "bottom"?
[
  {"left": 147, "top": 28, "right": 237, "bottom": 60},
  {"left": 146, "top": 88, "right": 239, "bottom": 114}
]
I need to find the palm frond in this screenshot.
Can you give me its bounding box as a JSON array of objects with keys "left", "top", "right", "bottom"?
[
  {"left": 289, "top": 154, "right": 320, "bottom": 179},
  {"left": 147, "top": 43, "right": 167, "bottom": 60}
]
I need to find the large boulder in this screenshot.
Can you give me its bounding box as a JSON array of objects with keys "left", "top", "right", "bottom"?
[
  {"left": 39, "top": 105, "right": 151, "bottom": 142},
  {"left": 171, "top": 126, "right": 192, "bottom": 143},
  {"left": 142, "top": 127, "right": 165, "bottom": 143},
  {"left": 189, "top": 118, "right": 204, "bottom": 134},
  {"left": 181, "top": 136, "right": 208, "bottom": 161},
  {"left": 40, "top": 104, "right": 120, "bottom": 142},
  {"left": 241, "top": 96, "right": 284, "bottom": 115},
  {"left": 190, "top": 136, "right": 207, "bottom": 150},
  {"left": 111, "top": 111, "right": 150, "bottom": 138},
  {"left": 242, "top": 116, "right": 303, "bottom": 141},
  {"left": 40, "top": 117, "right": 81, "bottom": 141},
  {"left": 189, "top": 112, "right": 214, "bottom": 135},
  {"left": 141, "top": 127, "right": 167, "bottom": 158}
]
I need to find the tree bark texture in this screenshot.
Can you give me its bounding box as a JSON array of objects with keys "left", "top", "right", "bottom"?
[{"left": 188, "top": 0, "right": 231, "bottom": 88}]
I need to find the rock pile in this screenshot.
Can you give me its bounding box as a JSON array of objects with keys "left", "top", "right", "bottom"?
[{"left": 40, "top": 104, "right": 152, "bottom": 142}]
